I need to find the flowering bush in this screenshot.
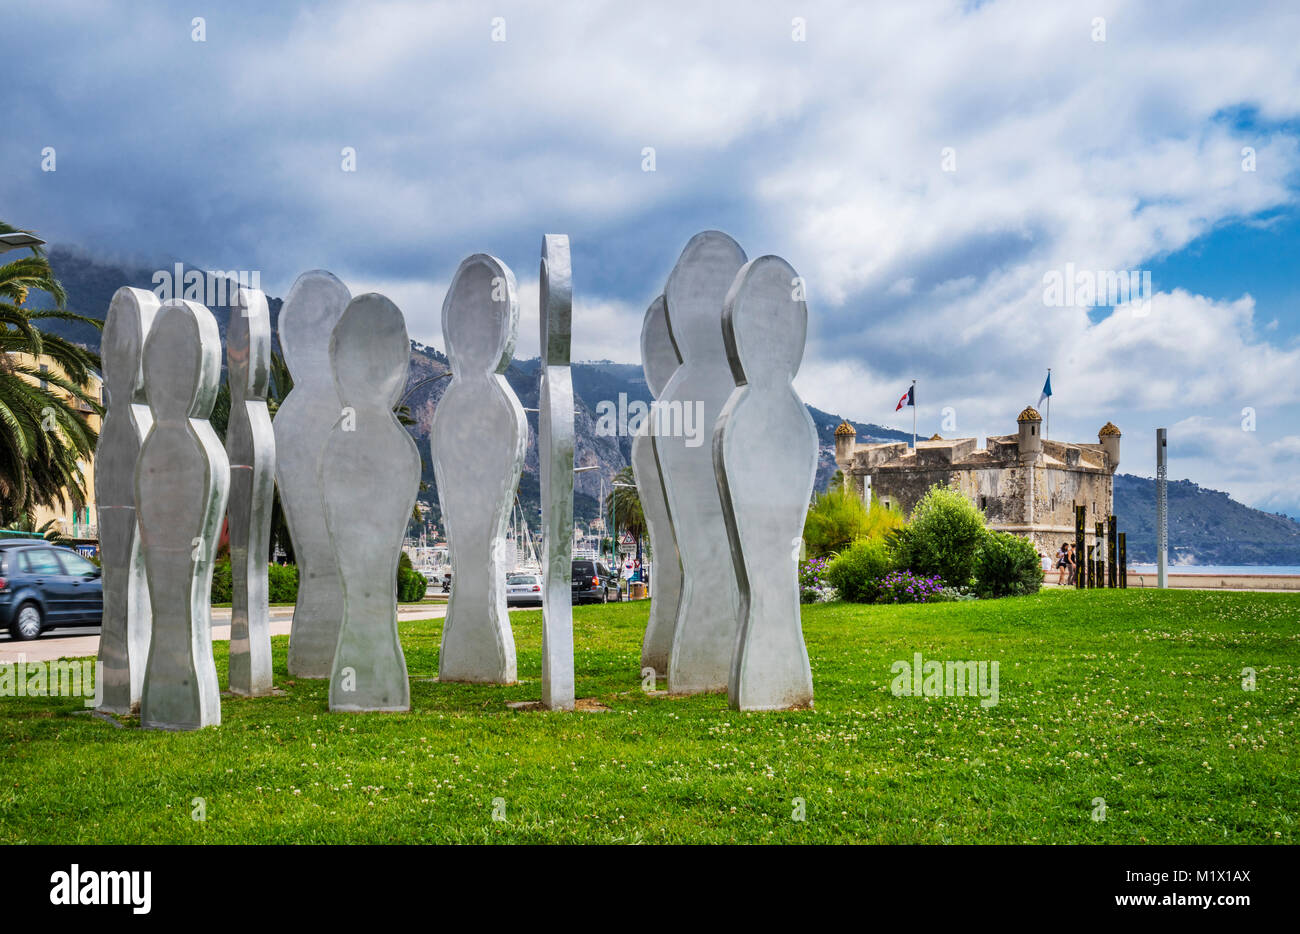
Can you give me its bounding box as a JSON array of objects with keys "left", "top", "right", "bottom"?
[
  {"left": 826, "top": 538, "right": 895, "bottom": 603},
  {"left": 798, "top": 557, "right": 838, "bottom": 603},
  {"left": 877, "top": 570, "right": 943, "bottom": 604},
  {"left": 889, "top": 485, "right": 987, "bottom": 587}
]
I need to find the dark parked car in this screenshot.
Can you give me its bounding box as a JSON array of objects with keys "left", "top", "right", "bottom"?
[
  {"left": 572, "top": 559, "right": 619, "bottom": 605},
  {"left": 0, "top": 540, "right": 103, "bottom": 640}
]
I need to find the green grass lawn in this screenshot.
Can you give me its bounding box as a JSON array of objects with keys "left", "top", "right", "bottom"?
[{"left": 1, "top": 589, "right": 1296, "bottom": 843}]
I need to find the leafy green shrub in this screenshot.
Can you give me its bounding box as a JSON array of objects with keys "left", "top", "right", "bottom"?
[
  {"left": 210, "top": 560, "right": 233, "bottom": 603},
  {"left": 208, "top": 558, "right": 423, "bottom": 604},
  {"left": 267, "top": 563, "right": 299, "bottom": 603},
  {"left": 398, "top": 567, "right": 428, "bottom": 603},
  {"left": 804, "top": 488, "right": 906, "bottom": 557},
  {"left": 210, "top": 560, "right": 297, "bottom": 604},
  {"left": 803, "top": 488, "right": 870, "bottom": 557},
  {"left": 974, "top": 530, "right": 1043, "bottom": 598},
  {"left": 826, "top": 538, "right": 894, "bottom": 603},
  {"left": 892, "top": 484, "right": 987, "bottom": 587},
  {"left": 862, "top": 500, "right": 906, "bottom": 541}
]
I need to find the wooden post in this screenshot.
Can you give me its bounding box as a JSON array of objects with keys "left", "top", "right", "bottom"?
[
  {"left": 1094, "top": 521, "right": 1104, "bottom": 588},
  {"left": 1119, "top": 532, "right": 1127, "bottom": 589},
  {"left": 1075, "top": 505, "right": 1086, "bottom": 589},
  {"left": 1107, "top": 514, "right": 1118, "bottom": 588},
  {"left": 1086, "top": 545, "right": 1094, "bottom": 588}
]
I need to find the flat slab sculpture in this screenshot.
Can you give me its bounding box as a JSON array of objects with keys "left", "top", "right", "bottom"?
[
  {"left": 276, "top": 271, "right": 350, "bottom": 678},
  {"left": 659, "top": 231, "right": 748, "bottom": 694},
  {"left": 714, "top": 256, "right": 817, "bottom": 710},
  {"left": 136, "top": 299, "right": 229, "bottom": 731},
  {"left": 324, "top": 294, "right": 419, "bottom": 712},
  {"left": 95, "top": 287, "right": 158, "bottom": 714},
  {"left": 539, "top": 235, "right": 575, "bottom": 710},
  {"left": 226, "top": 287, "right": 276, "bottom": 697},
  {"left": 432, "top": 254, "right": 526, "bottom": 684},
  {"left": 634, "top": 295, "right": 683, "bottom": 680}
]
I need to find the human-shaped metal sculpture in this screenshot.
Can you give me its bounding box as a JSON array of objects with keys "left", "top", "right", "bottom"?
[
  {"left": 324, "top": 294, "right": 419, "bottom": 712},
  {"left": 658, "top": 231, "right": 748, "bottom": 694},
  {"left": 539, "top": 235, "right": 575, "bottom": 710},
  {"left": 95, "top": 287, "right": 159, "bottom": 714},
  {"left": 431, "top": 254, "right": 525, "bottom": 684},
  {"left": 225, "top": 287, "right": 276, "bottom": 697},
  {"left": 275, "top": 270, "right": 350, "bottom": 678},
  {"left": 634, "top": 295, "right": 683, "bottom": 681},
  {"left": 715, "top": 256, "right": 817, "bottom": 710},
  {"left": 136, "top": 299, "right": 229, "bottom": 730}
]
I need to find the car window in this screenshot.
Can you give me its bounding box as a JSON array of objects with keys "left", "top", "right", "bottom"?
[
  {"left": 20, "top": 549, "right": 65, "bottom": 575},
  {"left": 507, "top": 575, "right": 537, "bottom": 585},
  {"left": 596, "top": 563, "right": 610, "bottom": 577},
  {"left": 58, "top": 551, "right": 98, "bottom": 576},
  {"left": 572, "top": 562, "right": 594, "bottom": 575}
]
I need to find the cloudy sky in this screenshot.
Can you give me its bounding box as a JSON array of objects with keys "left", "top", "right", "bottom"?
[{"left": 4, "top": 0, "right": 1300, "bottom": 514}]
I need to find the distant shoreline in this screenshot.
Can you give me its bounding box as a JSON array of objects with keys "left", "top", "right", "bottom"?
[
  {"left": 1128, "top": 564, "right": 1300, "bottom": 576},
  {"left": 1125, "top": 569, "right": 1300, "bottom": 592}
]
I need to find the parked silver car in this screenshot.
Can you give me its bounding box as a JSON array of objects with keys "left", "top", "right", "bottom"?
[{"left": 505, "top": 573, "right": 543, "bottom": 606}]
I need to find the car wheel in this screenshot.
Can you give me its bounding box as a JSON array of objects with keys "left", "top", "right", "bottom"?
[{"left": 11, "top": 602, "right": 43, "bottom": 641}]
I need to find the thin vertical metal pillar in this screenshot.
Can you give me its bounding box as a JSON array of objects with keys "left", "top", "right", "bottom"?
[{"left": 1156, "top": 428, "right": 1168, "bottom": 589}]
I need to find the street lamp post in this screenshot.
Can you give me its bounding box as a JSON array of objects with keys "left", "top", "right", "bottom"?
[{"left": 0, "top": 232, "right": 46, "bottom": 254}]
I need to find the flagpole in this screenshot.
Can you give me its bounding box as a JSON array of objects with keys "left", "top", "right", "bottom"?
[
  {"left": 911, "top": 378, "right": 917, "bottom": 450},
  {"left": 1045, "top": 368, "right": 1051, "bottom": 441}
]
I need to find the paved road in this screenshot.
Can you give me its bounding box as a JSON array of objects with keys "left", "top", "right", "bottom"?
[{"left": 0, "top": 604, "right": 451, "bottom": 664}]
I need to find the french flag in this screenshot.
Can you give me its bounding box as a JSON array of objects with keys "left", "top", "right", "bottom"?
[{"left": 895, "top": 384, "right": 914, "bottom": 411}]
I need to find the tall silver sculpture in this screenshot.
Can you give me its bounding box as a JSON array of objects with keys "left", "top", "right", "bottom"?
[
  {"left": 634, "top": 295, "right": 683, "bottom": 680},
  {"left": 95, "top": 287, "right": 159, "bottom": 714},
  {"left": 715, "top": 256, "right": 817, "bottom": 710},
  {"left": 136, "top": 299, "right": 229, "bottom": 731},
  {"left": 659, "top": 231, "right": 748, "bottom": 694},
  {"left": 276, "top": 270, "right": 350, "bottom": 678},
  {"left": 324, "top": 294, "right": 419, "bottom": 712},
  {"left": 225, "top": 287, "right": 276, "bottom": 697},
  {"left": 539, "top": 235, "right": 575, "bottom": 710},
  {"left": 432, "top": 255, "right": 526, "bottom": 684}
]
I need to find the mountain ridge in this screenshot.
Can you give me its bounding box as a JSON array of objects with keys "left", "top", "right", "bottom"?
[{"left": 26, "top": 247, "right": 1300, "bottom": 564}]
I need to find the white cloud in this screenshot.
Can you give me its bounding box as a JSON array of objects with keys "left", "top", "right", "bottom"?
[{"left": 7, "top": 0, "right": 1300, "bottom": 511}]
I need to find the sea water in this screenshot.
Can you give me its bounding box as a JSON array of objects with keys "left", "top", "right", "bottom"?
[{"left": 1128, "top": 564, "right": 1300, "bottom": 576}]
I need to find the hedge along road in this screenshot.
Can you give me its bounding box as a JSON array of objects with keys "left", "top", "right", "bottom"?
[{"left": 0, "top": 605, "right": 456, "bottom": 665}]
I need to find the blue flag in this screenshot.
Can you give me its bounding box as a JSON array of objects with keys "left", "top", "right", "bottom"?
[{"left": 1038, "top": 372, "right": 1052, "bottom": 408}]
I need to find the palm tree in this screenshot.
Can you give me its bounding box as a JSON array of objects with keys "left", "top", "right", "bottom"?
[
  {"left": 605, "top": 465, "right": 647, "bottom": 569},
  {"left": 0, "top": 223, "right": 103, "bottom": 525}
]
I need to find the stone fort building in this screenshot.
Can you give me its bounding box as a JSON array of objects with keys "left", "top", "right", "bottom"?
[{"left": 833, "top": 407, "right": 1121, "bottom": 557}]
